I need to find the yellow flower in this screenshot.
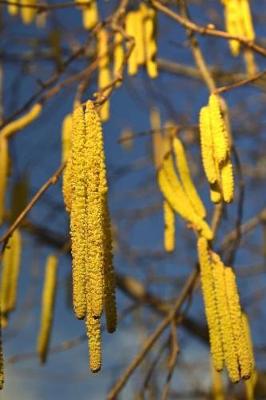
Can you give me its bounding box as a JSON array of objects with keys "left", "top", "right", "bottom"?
[{"left": 163, "top": 200, "right": 175, "bottom": 252}]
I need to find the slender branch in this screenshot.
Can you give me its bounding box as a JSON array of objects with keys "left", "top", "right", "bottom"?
[
  {"left": 0, "top": 164, "right": 65, "bottom": 254},
  {"left": 151, "top": 0, "right": 266, "bottom": 58}
]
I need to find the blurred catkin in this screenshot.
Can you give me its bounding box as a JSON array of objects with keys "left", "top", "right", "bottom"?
[
  {"left": 82, "top": 0, "right": 98, "bottom": 30},
  {"left": 1, "top": 103, "right": 42, "bottom": 138},
  {"left": 21, "top": 0, "right": 36, "bottom": 24},
  {"left": 97, "top": 29, "right": 111, "bottom": 122},
  {"left": 173, "top": 137, "right": 206, "bottom": 218},
  {"left": 37, "top": 255, "right": 58, "bottom": 364},
  {"left": 163, "top": 200, "right": 175, "bottom": 252}
]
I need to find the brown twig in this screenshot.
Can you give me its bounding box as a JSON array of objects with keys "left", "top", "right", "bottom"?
[
  {"left": 0, "top": 164, "right": 65, "bottom": 255},
  {"left": 107, "top": 269, "right": 198, "bottom": 400}
]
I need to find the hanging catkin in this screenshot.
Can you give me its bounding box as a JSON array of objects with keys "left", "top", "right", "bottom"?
[
  {"left": 211, "top": 254, "right": 240, "bottom": 383},
  {"left": 82, "top": 0, "right": 98, "bottom": 30},
  {"left": 61, "top": 114, "right": 73, "bottom": 213},
  {"left": 1, "top": 103, "right": 42, "bottom": 138},
  {"left": 97, "top": 29, "right": 111, "bottom": 122},
  {"left": 158, "top": 156, "right": 213, "bottom": 240},
  {"left": 0, "top": 318, "right": 3, "bottom": 390},
  {"left": 0, "top": 137, "right": 8, "bottom": 224},
  {"left": 143, "top": 4, "right": 158, "bottom": 78},
  {"left": 197, "top": 238, "right": 224, "bottom": 371},
  {"left": 126, "top": 11, "right": 138, "bottom": 76},
  {"left": 7, "top": 0, "right": 19, "bottom": 15},
  {"left": 225, "top": 267, "right": 252, "bottom": 379},
  {"left": 163, "top": 200, "right": 175, "bottom": 252},
  {"left": 199, "top": 106, "right": 218, "bottom": 184},
  {"left": 220, "top": 158, "right": 234, "bottom": 203},
  {"left": 173, "top": 137, "right": 206, "bottom": 219},
  {"left": 37, "top": 255, "right": 58, "bottom": 364},
  {"left": 70, "top": 105, "right": 87, "bottom": 320},
  {"left": 20, "top": 0, "right": 36, "bottom": 24},
  {"left": 86, "top": 313, "right": 101, "bottom": 372},
  {"left": 0, "top": 229, "right": 22, "bottom": 326},
  {"left": 209, "top": 94, "right": 229, "bottom": 164}
]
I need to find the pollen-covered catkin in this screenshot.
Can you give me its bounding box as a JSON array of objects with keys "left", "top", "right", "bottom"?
[
  {"left": 163, "top": 200, "right": 175, "bottom": 252},
  {"left": 20, "top": 0, "right": 36, "bottom": 25},
  {"left": 70, "top": 105, "right": 87, "bottom": 320},
  {"left": 1, "top": 103, "right": 42, "bottom": 138},
  {"left": 37, "top": 255, "right": 58, "bottom": 364},
  {"left": 135, "top": 8, "right": 145, "bottom": 66},
  {"left": 239, "top": 0, "right": 255, "bottom": 40},
  {"left": 242, "top": 313, "right": 255, "bottom": 371},
  {"left": 225, "top": 267, "right": 252, "bottom": 379},
  {"left": 197, "top": 238, "right": 224, "bottom": 371},
  {"left": 173, "top": 137, "right": 206, "bottom": 218},
  {"left": 86, "top": 313, "right": 102, "bottom": 373},
  {"left": 210, "top": 181, "right": 222, "bottom": 204},
  {"left": 212, "top": 254, "right": 240, "bottom": 383},
  {"left": 224, "top": 1, "right": 242, "bottom": 56},
  {"left": 199, "top": 106, "right": 218, "bottom": 184},
  {"left": 209, "top": 94, "right": 229, "bottom": 164},
  {"left": 0, "top": 137, "right": 8, "bottom": 224},
  {"left": 82, "top": 0, "right": 98, "bottom": 30}
]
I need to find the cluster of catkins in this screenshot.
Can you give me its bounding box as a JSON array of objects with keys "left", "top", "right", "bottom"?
[
  {"left": 62, "top": 100, "right": 116, "bottom": 372},
  {"left": 221, "top": 0, "right": 255, "bottom": 56},
  {"left": 198, "top": 237, "right": 255, "bottom": 383},
  {"left": 7, "top": 0, "right": 42, "bottom": 25},
  {"left": 125, "top": 4, "right": 158, "bottom": 78}
]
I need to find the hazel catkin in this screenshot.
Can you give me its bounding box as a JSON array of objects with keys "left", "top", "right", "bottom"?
[
  {"left": 163, "top": 200, "right": 175, "bottom": 252},
  {"left": 37, "top": 255, "right": 58, "bottom": 364}
]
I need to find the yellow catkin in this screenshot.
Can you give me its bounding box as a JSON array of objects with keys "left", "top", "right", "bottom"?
[
  {"left": 209, "top": 94, "right": 229, "bottom": 164},
  {"left": 210, "top": 181, "right": 222, "bottom": 204},
  {"left": 225, "top": 267, "right": 252, "bottom": 379},
  {"left": 84, "top": 101, "right": 106, "bottom": 318},
  {"left": 224, "top": 1, "right": 241, "bottom": 56},
  {"left": 173, "top": 137, "right": 206, "bottom": 219},
  {"left": 143, "top": 5, "right": 158, "bottom": 78},
  {"left": 220, "top": 158, "right": 234, "bottom": 203},
  {"left": 163, "top": 200, "right": 175, "bottom": 252},
  {"left": 212, "top": 254, "right": 240, "bottom": 383},
  {"left": 211, "top": 358, "right": 224, "bottom": 400},
  {"left": 199, "top": 106, "right": 218, "bottom": 184},
  {"left": 7, "top": 0, "right": 19, "bottom": 15},
  {"left": 0, "top": 230, "right": 22, "bottom": 324},
  {"left": 159, "top": 158, "right": 213, "bottom": 240},
  {"left": 1, "top": 103, "right": 42, "bottom": 138},
  {"left": 6, "top": 229, "right": 22, "bottom": 312},
  {"left": 0, "top": 137, "right": 8, "bottom": 224},
  {"left": 126, "top": 11, "right": 138, "bottom": 76},
  {"left": 242, "top": 313, "right": 255, "bottom": 371},
  {"left": 61, "top": 114, "right": 73, "bottom": 212},
  {"left": 97, "top": 29, "right": 111, "bottom": 122},
  {"left": 239, "top": 0, "right": 255, "bottom": 41},
  {"left": 20, "top": 0, "right": 36, "bottom": 24},
  {"left": 37, "top": 255, "right": 58, "bottom": 364},
  {"left": 70, "top": 105, "right": 87, "bottom": 320},
  {"left": 82, "top": 0, "right": 98, "bottom": 30},
  {"left": 86, "top": 313, "right": 101, "bottom": 372},
  {"left": 197, "top": 238, "right": 224, "bottom": 371},
  {"left": 113, "top": 32, "right": 124, "bottom": 85},
  {"left": 135, "top": 8, "right": 145, "bottom": 66}
]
